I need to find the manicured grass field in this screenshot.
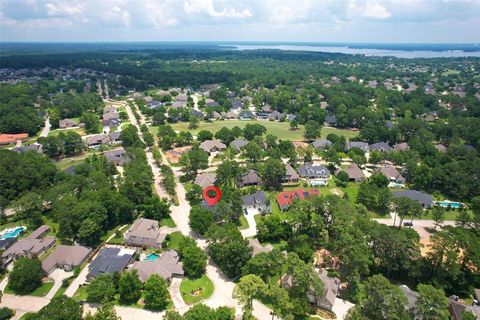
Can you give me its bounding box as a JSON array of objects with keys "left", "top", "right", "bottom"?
[
  {"left": 73, "top": 285, "right": 88, "bottom": 301},
  {"left": 166, "top": 231, "right": 184, "bottom": 251},
  {"left": 152, "top": 121, "right": 358, "bottom": 141},
  {"left": 239, "top": 215, "right": 249, "bottom": 229},
  {"left": 5, "top": 281, "right": 54, "bottom": 297},
  {"left": 160, "top": 217, "right": 177, "bottom": 228},
  {"left": 48, "top": 127, "right": 86, "bottom": 137},
  {"left": 180, "top": 275, "right": 214, "bottom": 304}
]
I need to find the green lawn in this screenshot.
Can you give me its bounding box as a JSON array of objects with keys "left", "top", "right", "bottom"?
[
  {"left": 442, "top": 69, "right": 460, "bottom": 76},
  {"left": 180, "top": 275, "right": 214, "bottom": 304},
  {"left": 239, "top": 215, "right": 249, "bottom": 229},
  {"left": 152, "top": 120, "right": 358, "bottom": 141},
  {"left": 5, "top": 281, "right": 54, "bottom": 297},
  {"left": 54, "top": 155, "right": 88, "bottom": 170},
  {"left": 73, "top": 285, "right": 89, "bottom": 301},
  {"left": 166, "top": 231, "right": 184, "bottom": 251},
  {"left": 160, "top": 217, "right": 177, "bottom": 228},
  {"left": 53, "top": 285, "right": 68, "bottom": 298},
  {"left": 48, "top": 127, "right": 85, "bottom": 137}
]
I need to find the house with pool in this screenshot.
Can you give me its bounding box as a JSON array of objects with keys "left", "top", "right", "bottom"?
[
  {"left": 123, "top": 218, "right": 170, "bottom": 249},
  {"left": 2, "top": 225, "right": 55, "bottom": 265},
  {"left": 131, "top": 250, "right": 184, "bottom": 283}
]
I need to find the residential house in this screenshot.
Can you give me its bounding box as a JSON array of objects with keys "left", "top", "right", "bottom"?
[
  {"left": 109, "top": 131, "right": 122, "bottom": 145},
  {"left": 400, "top": 285, "right": 419, "bottom": 317},
  {"left": 2, "top": 225, "right": 56, "bottom": 264},
  {"left": 211, "top": 111, "right": 222, "bottom": 120},
  {"left": 103, "top": 147, "right": 131, "bottom": 166},
  {"left": 85, "top": 134, "right": 111, "bottom": 148},
  {"left": 287, "top": 114, "right": 297, "bottom": 122},
  {"left": 12, "top": 143, "right": 43, "bottom": 154},
  {"left": 277, "top": 189, "right": 321, "bottom": 211},
  {"left": 370, "top": 142, "right": 392, "bottom": 152},
  {"left": 449, "top": 299, "right": 480, "bottom": 320},
  {"left": 221, "top": 111, "right": 237, "bottom": 120},
  {"left": 312, "top": 139, "right": 333, "bottom": 150},
  {"left": 237, "top": 169, "right": 263, "bottom": 187},
  {"left": 131, "top": 250, "right": 184, "bottom": 283},
  {"left": 393, "top": 190, "right": 433, "bottom": 208},
  {"left": 194, "top": 172, "right": 216, "bottom": 189},
  {"left": 320, "top": 101, "right": 329, "bottom": 110},
  {"left": 378, "top": 165, "right": 406, "bottom": 184},
  {"left": 59, "top": 118, "right": 79, "bottom": 129},
  {"left": 206, "top": 99, "right": 219, "bottom": 107},
  {"left": 345, "top": 141, "right": 370, "bottom": 153},
  {"left": 229, "top": 98, "right": 243, "bottom": 110},
  {"left": 0, "top": 133, "right": 28, "bottom": 145},
  {"left": 283, "top": 163, "right": 299, "bottom": 183},
  {"left": 124, "top": 218, "right": 169, "bottom": 249},
  {"left": 192, "top": 110, "right": 204, "bottom": 119},
  {"left": 102, "top": 112, "right": 120, "bottom": 127},
  {"left": 280, "top": 268, "right": 340, "bottom": 311},
  {"left": 270, "top": 111, "right": 285, "bottom": 121},
  {"left": 165, "top": 146, "right": 192, "bottom": 164},
  {"left": 239, "top": 110, "right": 255, "bottom": 120},
  {"left": 394, "top": 142, "right": 410, "bottom": 151},
  {"left": 42, "top": 245, "right": 91, "bottom": 275},
  {"left": 336, "top": 164, "right": 365, "bottom": 182},
  {"left": 242, "top": 191, "right": 271, "bottom": 214},
  {"left": 256, "top": 111, "right": 270, "bottom": 120},
  {"left": 325, "top": 115, "right": 337, "bottom": 126},
  {"left": 200, "top": 139, "right": 227, "bottom": 154},
  {"left": 316, "top": 269, "right": 341, "bottom": 311},
  {"left": 248, "top": 238, "right": 273, "bottom": 256},
  {"left": 230, "top": 139, "right": 248, "bottom": 152},
  {"left": 87, "top": 247, "right": 135, "bottom": 279},
  {"left": 298, "top": 164, "right": 331, "bottom": 186},
  {"left": 148, "top": 100, "right": 162, "bottom": 109},
  {"left": 368, "top": 80, "right": 378, "bottom": 89}
]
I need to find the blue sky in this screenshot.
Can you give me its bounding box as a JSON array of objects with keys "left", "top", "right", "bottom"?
[{"left": 1, "top": 0, "right": 479, "bottom": 43}]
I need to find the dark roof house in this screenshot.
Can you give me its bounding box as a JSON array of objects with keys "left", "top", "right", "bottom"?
[
  {"left": 230, "top": 139, "right": 248, "bottom": 152},
  {"left": 393, "top": 190, "right": 433, "bottom": 208},
  {"left": 242, "top": 191, "right": 271, "bottom": 214},
  {"left": 104, "top": 148, "right": 131, "bottom": 166},
  {"left": 237, "top": 169, "right": 263, "bottom": 187},
  {"left": 345, "top": 141, "right": 369, "bottom": 152},
  {"left": 312, "top": 139, "right": 333, "bottom": 150},
  {"left": 87, "top": 247, "right": 135, "bottom": 279},
  {"left": 370, "top": 142, "right": 392, "bottom": 152}
]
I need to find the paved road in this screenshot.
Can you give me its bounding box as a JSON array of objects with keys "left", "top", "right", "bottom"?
[
  {"left": 0, "top": 294, "right": 50, "bottom": 315},
  {"left": 39, "top": 117, "right": 51, "bottom": 137},
  {"left": 374, "top": 218, "right": 456, "bottom": 229}
]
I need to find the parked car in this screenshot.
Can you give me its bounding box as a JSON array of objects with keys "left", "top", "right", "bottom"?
[{"left": 403, "top": 222, "right": 413, "bottom": 227}]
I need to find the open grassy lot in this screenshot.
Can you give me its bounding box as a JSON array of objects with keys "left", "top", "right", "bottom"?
[
  {"left": 48, "top": 127, "right": 86, "bottom": 137},
  {"left": 73, "top": 285, "right": 88, "bottom": 301},
  {"left": 152, "top": 120, "right": 358, "bottom": 141},
  {"left": 5, "top": 281, "right": 54, "bottom": 297},
  {"left": 180, "top": 275, "right": 214, "bottom": 304}
]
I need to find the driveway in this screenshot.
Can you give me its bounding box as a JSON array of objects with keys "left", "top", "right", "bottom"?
[
  {"left": 39, "top": 117, "right": 51, "bottom": 137},
  {"left": 169, "top": 277, "right": 187, "bottom": 310},
  {"left": 45, "top": 269, "right": 73, "bottom": 299},
  {"left": 332, "top": 298, "right": 355, "bottom": 320},
  {"left": 240, "top": 208, "right": 259, "bottom": 238},
  {"left": 65, "top": 262, "right": 90, "bottom": 297}
]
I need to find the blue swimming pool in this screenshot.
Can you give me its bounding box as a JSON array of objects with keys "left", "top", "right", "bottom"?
[
  {"left": 146, "top": 253, "right": 159, "bottom": 262},
  {"left": 437, "top": 201, "right": 462, "bottom": 209},
  {"left": 0, "top": 227, "right": 26, "bottom": 240}
]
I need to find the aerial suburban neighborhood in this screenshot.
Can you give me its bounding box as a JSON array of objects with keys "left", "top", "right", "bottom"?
[{"left": 1, "top": 2, "right": 480, "bottom": 320}]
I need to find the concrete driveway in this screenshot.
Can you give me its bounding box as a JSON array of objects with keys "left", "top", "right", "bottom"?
[
  {"left": 45, "top": 269, "right": 73, "bottom": 299},
  {"left": 0, "top": 294, "right": 49, "bottom": 314},
  {"left": 65, "top": 263, "right": 90, "bottom": 297},
  {"left": 240, "top": 208, "right": 259, "bottom": 238},
  {"left": 332, "top": 298, "right": 355, "bottom": 320},
  {"left": 169, "top": 277, "right": 187, "bottom": 310}
]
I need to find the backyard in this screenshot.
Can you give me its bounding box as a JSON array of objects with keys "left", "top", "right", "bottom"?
[{"left": 151, "top": 121, "right": 359, "bottom": 141}]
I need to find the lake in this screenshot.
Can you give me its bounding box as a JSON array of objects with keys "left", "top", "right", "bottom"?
[{"left": 230, "top": 44, "right": 480, "bottom": 59}]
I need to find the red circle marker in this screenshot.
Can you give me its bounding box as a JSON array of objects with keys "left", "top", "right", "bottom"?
[{"left": 203, "top": 186, "right": 222, "bottom": 206}]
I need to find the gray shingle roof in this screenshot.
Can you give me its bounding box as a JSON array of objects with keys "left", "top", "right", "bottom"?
[
  {"left": 312, "top": 139, "right": 333, "bottom": 150},
  {"left": 393, "top": 190, "right": 433, "bottom": 208},
  {"left": 87, "top": 247, "right": 135, "bottom": 279},
  {"left": 298, "top": 164, "right": 330, "bottom": 179},
  {"left": 345, "top": 141, "right": 369, "bottom": 152},
  {"left": 131, "top": 250, "right": 184, "bottom": 282},
  {"left": 242, "top": 191, "right": 267, "bottom": 207},
  {"left": 230, "top": 139, "right": 248, "bottom": 151},
  {"left": 370, "top": 142, "right": 392, "bottom": 152}
]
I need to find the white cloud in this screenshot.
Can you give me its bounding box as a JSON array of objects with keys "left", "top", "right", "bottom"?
[
  {"left": 266, "top": 0, "right": 311, "bottom": 25},
  {"left": 146, "top": 0, "right": 178, "bottom": 27},
  {"left": 363, "top": 1, "right": 390, "bottom": 19},
  {"left": 122, "top": 10, "right": 131, "bottom": 27},
  {"left": 184, "top": 0, "right": 252, "bottom": 18},
  {"left": 45, "top": 1, "right": 84, "bottom": 16}
]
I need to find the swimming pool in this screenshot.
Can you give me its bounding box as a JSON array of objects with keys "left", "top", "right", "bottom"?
[
  {"left": 0, "top": 227, "right": 26, "bottom": 240},
  {"left": 145, "top": 253, "right": 159, "bottom": 262},
  {"left": 436, "top": 201, "right": 462, "bottom": 209}
]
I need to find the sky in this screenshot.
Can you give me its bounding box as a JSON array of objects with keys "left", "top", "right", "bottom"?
[{"left": 1, "top": 0, "right": 479, "bottom": 43}]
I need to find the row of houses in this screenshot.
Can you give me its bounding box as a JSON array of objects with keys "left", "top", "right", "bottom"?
[{"left": 84, "top": 131, "right": 122, "bottom": 148}]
